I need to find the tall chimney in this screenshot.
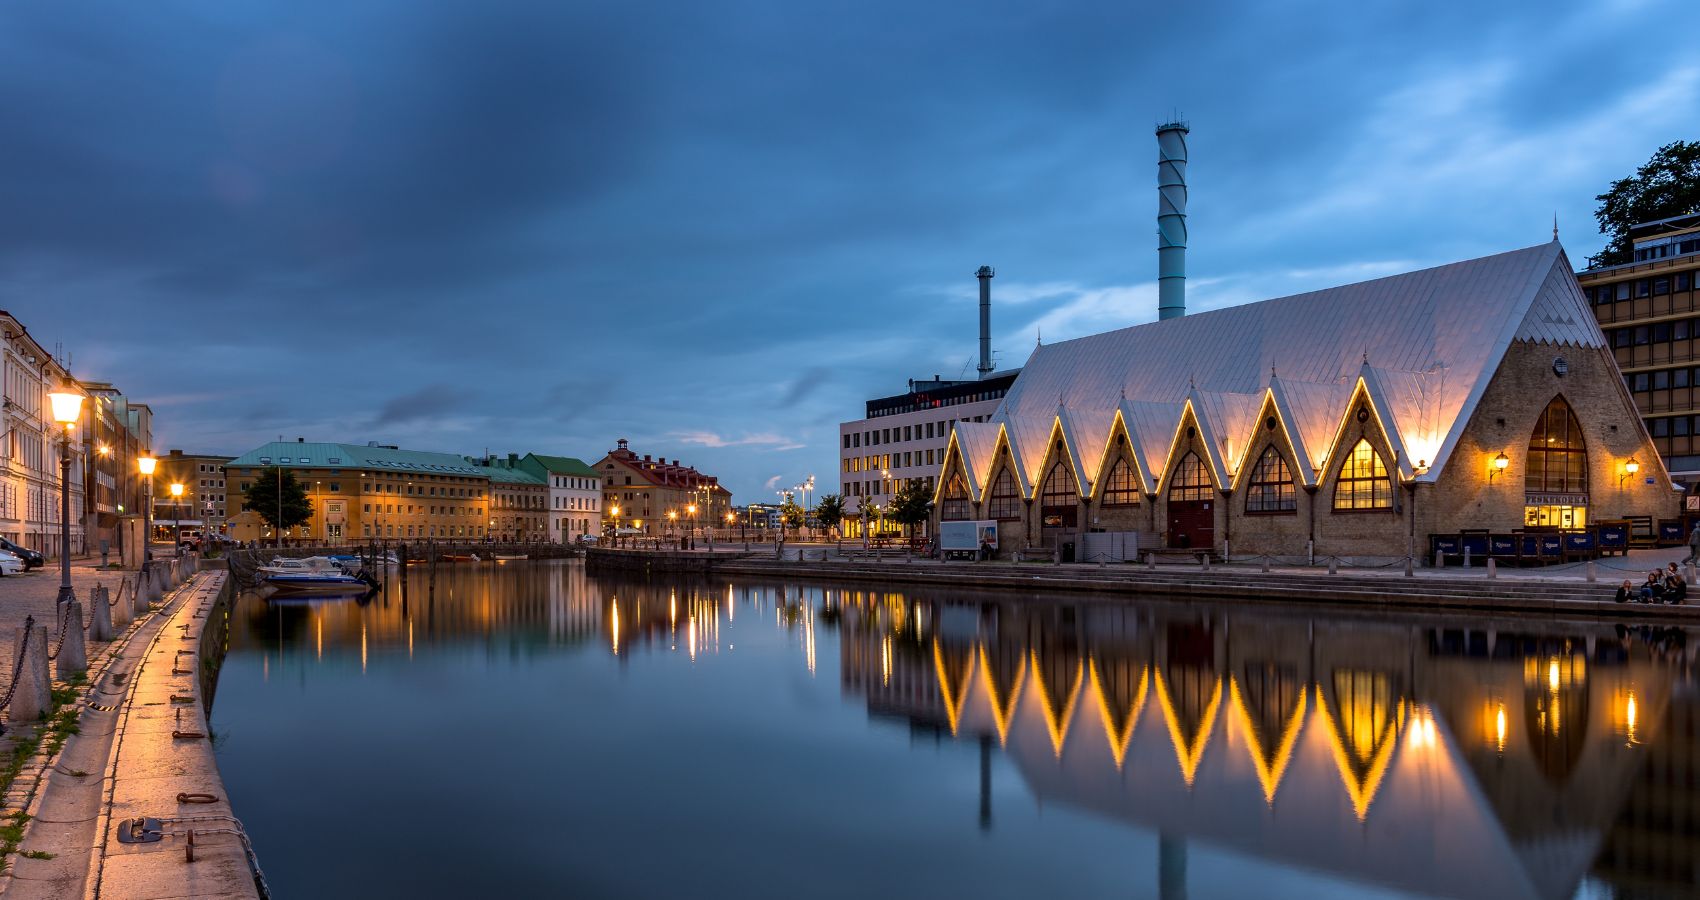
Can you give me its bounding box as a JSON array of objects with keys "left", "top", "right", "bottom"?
[
  {"left": 976, "top": 265, "right": 995, "bottom": 378},
  {"left": 1156, "top": 120, "right": 1189, "bottom": 321}
]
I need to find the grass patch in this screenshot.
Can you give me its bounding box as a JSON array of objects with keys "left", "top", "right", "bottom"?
[
  {"left": 0, "top": 677, "right": 90, "bottom": 869},
  {"left": 19, "top": 850, "right": 52, "bottom": 860}
]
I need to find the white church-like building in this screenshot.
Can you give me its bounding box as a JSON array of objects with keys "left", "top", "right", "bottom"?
[{"left": 932, "top": 241, "right": 1680, "bottom": 561}]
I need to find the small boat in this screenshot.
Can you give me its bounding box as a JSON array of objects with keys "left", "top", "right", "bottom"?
[
  {"left": 258, "top": 556, "right": 347, "bottom": 576},
  {"left": 264, "top": 570, "right": 370, "bottom": 591},
  {"left": 441, "top": 553, "right": 482, "bottom": 563},
  {"left": 492, "top": 553, "right": 528, "bottom": 561}
]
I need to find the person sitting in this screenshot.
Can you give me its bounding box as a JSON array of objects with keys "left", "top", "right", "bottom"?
[
  {"left": 1642, "top": 571, "right": 1666, "bottom": 603},
  {"left": 1666, "top": 572, "right": 1689, "bottom": 605},
  {"left": 1615, "top": 579, "right": 1637, "bottom": 603}
]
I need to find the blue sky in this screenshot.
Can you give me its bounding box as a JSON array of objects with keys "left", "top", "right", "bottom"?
[{"left": 5, "top": 0, "right": 1697, "bottom": 500}]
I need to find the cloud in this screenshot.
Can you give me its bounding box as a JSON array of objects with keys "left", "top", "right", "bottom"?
[
  {"left": 779, "top": 367, "right": 831, "bottom": 408},
  {"left": 763, "top": 475, "right": 782, "bottom": 491},
  {"left": 670, "top": 430, "right": 805, "bottom": 452},
  {"left": 373, "top": 384, "right": 480, "bottom": 426}
]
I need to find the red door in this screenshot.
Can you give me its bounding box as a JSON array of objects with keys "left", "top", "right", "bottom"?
[{"left": 1168, "top": 500, "right": 1214, "bottom": 549}]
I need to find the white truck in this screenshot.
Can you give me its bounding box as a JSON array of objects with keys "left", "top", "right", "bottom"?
[{"left": 939, "top": 519, "right": 998, "bottom": 560}]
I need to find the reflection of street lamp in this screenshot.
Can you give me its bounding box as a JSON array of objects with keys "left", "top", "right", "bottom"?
[
  {"left": 168, "top": 482, "right": 185, "bottom": 556},
  {"left": 48, "top": 379, "right": 84, "bottom": 607},
  {"left": 138, "top": 455, "right": 156, "bottom": 559}
]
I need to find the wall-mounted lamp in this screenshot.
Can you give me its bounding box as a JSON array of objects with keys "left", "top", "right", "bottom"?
[
  {"left": 1620, "top": 457, "right": 1640, "bottom": 488},
  {"left": 1489, "top": 452, "right": 1509, "bottom": 482}
]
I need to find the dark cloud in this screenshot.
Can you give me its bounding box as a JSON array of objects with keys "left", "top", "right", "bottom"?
[{"left": 3, "top": 0, "right": 1694, "bottom": 497}]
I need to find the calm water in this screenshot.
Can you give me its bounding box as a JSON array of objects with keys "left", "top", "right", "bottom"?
[{"left": 209, "top": 560, "right": 1697, "bottom": 899}]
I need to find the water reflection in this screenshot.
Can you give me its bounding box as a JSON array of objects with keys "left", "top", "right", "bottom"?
[{"left": 224, "top": 563, "right": 1698, "bottom": 899}]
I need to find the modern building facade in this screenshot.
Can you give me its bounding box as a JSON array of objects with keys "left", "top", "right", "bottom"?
[
  {"left": 517, "top": 453, "right": 602, "bottom": 543},
  {"left": 1577, "top": 212, "right": 1700, "bottom": 500},
  {"left": 152, "top": 449, "right": 233, "bottom": 542},
  {"left": 77, "top": 380, "right": 152, "bottom": 557},
  {"left": 595, "top": 439, "right": 730, "bottom": 535},
  {"left": 934, "top": 242, "right": 1676, "bottom": 560},
  {"left": 838, "top": 373, "right": 1017, "bottom": 539}
]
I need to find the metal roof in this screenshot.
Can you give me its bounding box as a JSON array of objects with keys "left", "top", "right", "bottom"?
[
  {"left": 520, "top": 453, "right": 600, "bottom": 479},
  {"left": 966, "top": 242, "right": 1603, "bottom": 495},
  {"left": 225, "top": 441, "right": 490, "bottom": 477}
]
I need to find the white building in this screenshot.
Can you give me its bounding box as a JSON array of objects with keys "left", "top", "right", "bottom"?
[
  {"left": 837, "top": 372, "right": 1018, "bottom": 538},
  {"left": 1, "top": 310, "right": 88, "bottom": 557},
  {"left": 519, "top": 453, "right": 602, "bottom": 542}
]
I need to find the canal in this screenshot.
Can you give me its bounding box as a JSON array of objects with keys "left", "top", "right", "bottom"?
[{"left": 210, "top": 559, "right": 1693, "bottom": 898}]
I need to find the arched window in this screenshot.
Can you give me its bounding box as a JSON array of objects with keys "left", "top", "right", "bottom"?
[
  {"left": 987, "top": 469, "right": 1022, "bottom": 520},
  {"left": 1168, "top": 452, "right": 1212, "bottom": 501},
  {"left": 1334, "top": 439, "right": 1391, "bottom": 510},
  {"left": 1101, "top": 458, "right": 1141, "bottom": 506},
  {"left": 1526, "top": 397, "right": 1587, "bottom": 494},
  {"left": 1041, "top": 461, "right": 1078, "bottom": 507},
  {"left": 1245, "top": 447, "right": 1296, "bottom": 513},
  {"left": 940, "top": 472, "right": 970, "bottom": 521}
]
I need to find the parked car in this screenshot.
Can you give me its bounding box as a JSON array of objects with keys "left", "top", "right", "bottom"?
[
  {"left": 0, "top": 550, "right": 25, "bottom": 576},
  {"left": 0, "top": 538, "right": 43, "bottom": 570}
]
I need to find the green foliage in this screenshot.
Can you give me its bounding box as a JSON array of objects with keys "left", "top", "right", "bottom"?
[
  {"left": 887, "top": 480, "right": 933, "bottom": 532},
  {"left": 241, "top": 468, "right": 313, "bottom": 533},
  {"left": 779, "top": 498, "right": 806, "bottom": 530},
  {"left": 813, "top": 494, "right": 845, "bottom": 530},
  {"left": 1594, "top": 140, "right": 1700, "bottom": 266}
]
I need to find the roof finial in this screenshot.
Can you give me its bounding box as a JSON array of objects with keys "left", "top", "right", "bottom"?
[
  {"left": 1363, "top": 348, "right": 1369, "bottom": 366},
  {"left": 1035, "top": 326, "right": 1042, "bottom": 348},
  {"left": 1553, "top": 211, "right": 1559, "bottom": 242},
  {"left": 1270, "top": 365, "right": 1277, "bottom": 380}
]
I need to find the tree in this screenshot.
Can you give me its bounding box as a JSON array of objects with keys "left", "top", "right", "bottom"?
[
  {"left": 779, "top": 497, "right": 806, "bottom": 534},
  {"left": 1594, "top": 140, "right": 1700, "bottom": 266},
  {"left": 814, "top": 494, "right": 845, "bottom": 535},
  {"left": 242, "top": 469, "right": 312, "bottom": 538},
  {"left": 887, "top": 479, "right": 933, "bottom": 536}
]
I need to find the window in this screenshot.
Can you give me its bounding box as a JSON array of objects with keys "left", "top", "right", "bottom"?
[
  {"left": 1634, "top": 373, "right": 1650, "bottom": 392},
  {"left": 1653, "top": 418, "right": 1669, "bottom": 437},
  {"left": 988, "top": 470, "right": 1022, "bottom": 519},
  {"left": 1655, "top": 323, "right": 1671, "bottom": 343},
  {"left": 1101, "top": 458, "right": 1140, "bottom": 505},
  {"left": 1635, "top": 326, "right": 1649, "bottom": 345},
  {"left": 1636, "top": 279, "right": 1650, "bottom": 298},
  {"left": 1245, "top": 447, "right": 1297, "bottom": 513},
  {"left": 1525, "top": 396, "right": 1587, "bottom": 494},
  {"left": 1655, "top": 370, "right": 1670, "bottom": 390},
  {"left": 1040, "top": 461, "right": 1078, "bottom": 507},
  {"left": 1333, "top": 440, "right": 1391, "bottom": 510},
  {"left": 1617, "top": 282, "right": 1630, "bottom": 301},
  {"left": 1168, "top": 452, "right": 1212, "bottom": 501},
  {"left": 1654, "top": 277, "right": 1670, "bottom": 296},
  {"left": 940, "top": 473, "right": 970, "bottom": 520}
]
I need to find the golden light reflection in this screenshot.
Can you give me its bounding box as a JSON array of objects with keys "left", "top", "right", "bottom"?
[
  {"left": 1030, "top": 651, "right": 1085, "bottom": 758},
  {"left": 611, "top": 600, "right": 622, "bottom": 656},
  {"left": 1614, "top": 689, "right": 1642, "bottom": 747},
  {"left": 263, "top": 653, "right": 269, "bottom": 683},
  {"left": 1228, "top": 677, "right": 1306, "bottom": 804},
  {"left": 1088, "top": 661, "right": 1148, "bottom": 769},
  {"left": 408, "top": 618, "right": 414, "bottom": 660},
  {"left": 316, "top": 614, "right": 323, "bottom": 661},
  {"left": 1152, "top": 669, "right": 1222, "bottom": 787},
  {"left": 688, "top": 615, "right": 697, "bottom": 661},
  {"left": 932, "top": 640, "right": 975, "bottom": 736},
  {"left": 1495, "top": 703, "right": 1507, "bottom": 753},
  {"left": 979, "top": 645, "right": 1027, "bottom": 746},
  {"left": 1317, "top": 686, "right": 1402, "bottom": 821},
  {"left": 881, "top": 636, "right": 892, "bottom": 687},
  {"left": 803, "top": 604, "right": 816, "bottom": 676},
  {"left": 361, "top": 623, "right": 368, "bottom": 675}
]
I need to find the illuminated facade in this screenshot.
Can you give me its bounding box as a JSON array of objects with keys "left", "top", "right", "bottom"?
[
  {"left": 934, "top": 243, "right": 1677, "bottom": 559},
  {"left": 594, "top": 438, "right": 730, "bottom": 535},
  {"left": 0, "top": 310, "right": 93, "bottom": 556},
  {"left": 152, "top": 449, "right": 233, "bottom": 540}
]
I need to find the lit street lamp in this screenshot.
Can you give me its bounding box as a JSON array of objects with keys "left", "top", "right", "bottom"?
[
  {"left": 169, "top": 482, "right": 185, "bottom": 556},
  {"left": 138, "top": 455, "right": 157, "bottom": 562},
  {"left": 48, "top": 379, "right": 84, "bottom": 607}
]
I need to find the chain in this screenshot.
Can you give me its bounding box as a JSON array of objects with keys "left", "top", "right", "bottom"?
[
  {"left": 46, "top": 604, "right": 70, "bottom": 661},
  {"left": 0, "top": 616, "right": 36, "bottom": 714}
]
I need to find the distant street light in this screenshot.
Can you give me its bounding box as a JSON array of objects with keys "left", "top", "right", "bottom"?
[{"left": 48, "top": 379, "right": 84, "bottom": 607}]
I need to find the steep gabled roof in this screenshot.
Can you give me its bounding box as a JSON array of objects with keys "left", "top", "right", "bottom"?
[{"left": 993, "top": 242, "right": 1597, "bottom": 486}]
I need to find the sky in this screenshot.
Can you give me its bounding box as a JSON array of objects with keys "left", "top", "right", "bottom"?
[{"left": 4, "top": 0, "right": 1698, "bottom": 501}]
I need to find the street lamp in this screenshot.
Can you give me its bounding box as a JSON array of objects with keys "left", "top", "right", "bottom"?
[
  {"left": 138, "top": 455, "right": 157, "bottom": 561},
  {"left": 169, "top": 483, "right": 185, "bottom": 556},
  {"left": 48, "top": 379, "right": 84, "bottom": 607}
]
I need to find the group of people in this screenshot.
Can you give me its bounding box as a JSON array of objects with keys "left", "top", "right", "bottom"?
[{"left": 1616, "top": 562, "right": 1690, "bottom": 604}]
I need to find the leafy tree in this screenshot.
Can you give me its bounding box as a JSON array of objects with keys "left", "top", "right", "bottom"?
[
  {"left": 1594, "top": 140, "right": 1700, "bottom": 266},
  {"left": 779, "top": 497, "right": 806, "bottom": 533},
  {"left": 887, "top": 479, "right": 933, "bottom": 535},
  {"left": 814, "top": 494, "right": 845, "bottom": 534},
  {"left": 242, "top": 469, "right": 312, "bottom": 536}
]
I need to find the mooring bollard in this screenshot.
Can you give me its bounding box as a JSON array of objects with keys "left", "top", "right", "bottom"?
[
  {"left": 56, "top": 600, "right": 87, "bottom": 680},
  {"left": 1586, "top": 561, "right": 1598, "bottom": 584},
  {"left": 1200, "top": 554, "right": 1210, "bottom": 572},
  {"left": 1147, "top": 552, "right": 1156, "bottom": 571},
  {"left": 143, "top": 568, "right": 161, "bottom": 610},
  {"left": 9, "top": 619, "right": 50, "bottom": 724},
  {"left": 1327, "top": 558, "right": 1338, "bottom": 575},
  {"left": 1486, "top": 558, "right": 1497, "bottom": 579},
  {"left": 90, "top": 585, "right": 114, "bottom": 642},
  {"left": 1687, "top": 563, "right": 1697, "bottom": 584},
  {"left": 1260, "top": 555, "right": 1271, "bottom": 573},
  {"left": 1463, "top": 547, "right": 1472, "bottom": 569},
  {"left": 1403, "top": 556, "right": 1414, "bottom": 577},
  {"left": 1434, "top": 550, "right": 1444, "bottom": 569}
]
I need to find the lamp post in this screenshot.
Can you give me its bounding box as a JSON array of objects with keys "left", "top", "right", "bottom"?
[
  {"left": 48, "top": 379, "right": 84, "bottom": 607},
  {"left": 169, "top": 483, "right": 185, "bottom": 556},
  {"left": 138, "top": 455, "right": 156, "bottom": 563},
  {"left": 687, "top": 503, "right": 697, "bottom": 550}
]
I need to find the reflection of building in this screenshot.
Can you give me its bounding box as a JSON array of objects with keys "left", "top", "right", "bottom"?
[
  {"left": 516, "top": 453, "right": 601, "bottom": 543},
  {"left": 153, "top": 449, "right": 233, "bottom": 540},
  {"left": 594, "top": 439, "right": 730, "bottom": 535},
  {"left": 833, "top": 589, "right": 1692, "bottom": 900},
  {"left": 1577, "top": 212, "right": 1700, "bottom": 495},
  {"left": 936, "top": 243, "right": 1675, "bottom": 559}
]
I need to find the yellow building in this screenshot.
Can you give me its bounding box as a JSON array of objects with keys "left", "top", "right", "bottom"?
[
  {"left": 594, "top": 438, "right": 731, "bottom": 534},
  {"left": 224, "top": 440, "right": 492, "bottom": 545}
]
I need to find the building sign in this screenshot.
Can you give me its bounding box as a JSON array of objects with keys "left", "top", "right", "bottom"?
[
  {"left": 1687, "top": 496, "right": 1700, "bottom": 512},
  {"left": 1525, "top": 493, "right": 1587, "bottom": 507}
]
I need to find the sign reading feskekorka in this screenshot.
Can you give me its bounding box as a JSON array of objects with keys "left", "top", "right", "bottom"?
[{"left": 1526, "top": 493, "right": 1587, "bottom": 507}]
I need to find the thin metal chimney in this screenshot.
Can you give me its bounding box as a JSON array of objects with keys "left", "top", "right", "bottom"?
[
  {"left": 976, "top": 265, "right": 995, "bottom": 378},
  {"left": 1156, "top": 120, "right": 1189, "bottom": 321}
]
